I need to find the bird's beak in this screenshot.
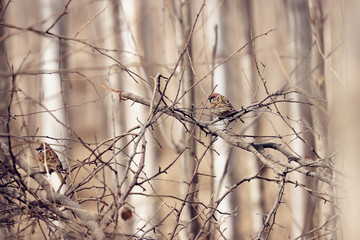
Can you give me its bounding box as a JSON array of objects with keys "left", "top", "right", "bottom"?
[{"left": 35, "top": 147, "right": 41, "bottom": 151}]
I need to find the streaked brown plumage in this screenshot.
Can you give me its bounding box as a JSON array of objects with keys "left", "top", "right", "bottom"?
[
  {"left": 36, "top": 143, "right": 64, "bottom": 183},
  {"left": 208, "top": 93, "right": 235, "bottom": 118}
]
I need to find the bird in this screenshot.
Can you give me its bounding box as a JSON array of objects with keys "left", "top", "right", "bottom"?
[
  {"left": 35, "top": 143, "right": 64, "bottom": 183},
  {"left": 208, "top": 93, "right": 236, "bottom": 118}
]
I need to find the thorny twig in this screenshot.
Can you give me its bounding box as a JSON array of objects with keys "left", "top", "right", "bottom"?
[{"left": 105, "top": 88, "right": 342, "bottom": 188}]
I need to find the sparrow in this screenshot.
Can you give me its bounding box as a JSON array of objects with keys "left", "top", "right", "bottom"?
[
  {"left": 35, "top": 143, "right": 64, "bottom": 183},
  {"left": 208, "top": 93, "right": 236, "bottom": 118}
]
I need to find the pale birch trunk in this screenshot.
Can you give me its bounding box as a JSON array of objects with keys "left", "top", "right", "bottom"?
[
  {"left": 287, "top": 1, "right": 316, "bottom": 238},
  {"left": 174, "top": 1, "right": 200, "bottom": 238},
  {"left": 238, "top": 0, "right": 264, "bottom": 234},
  {"left": 39, "top": 0, "right": 68, "bottom": 193},
  {"left": 343, "top": 1, "right": 360, "bottom": 239},
  {"left": 119, "top": 0, "right": 157, "bottom": 237},
  {"left": 0, "top": 21, "right": 12, "bottom": 238},
  {"left": 308, "top": 0, "right": 336, "bottom": 236},
  {"left": 103, "top": 0, "right": 128, "bottom": 203},
  {"left": 207, "top": 0, "right": 238, "bottom": 238},
  {"left": 102, "top": 1, "right": 135, "bottom": 234}
]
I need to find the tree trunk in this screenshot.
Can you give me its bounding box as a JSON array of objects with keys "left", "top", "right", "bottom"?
[
  {"left": 287, "top": 1, "right": 316, "bottom": 238},
  {"left": 207, "top": 0, "right": 241, "bottom": 238},
  {"left": 238, "top": 0, "right": 264, "bottom": 235},
  {"left": 118, "top": 0, "right": 157, "bottom": 237},
  {"left": 173, "top": 1, "right": 200, "bottom": 239},
  {"left": 343, "top": 1, "right": 360, "bottom": 239},
  {"left": 102, "top": 0, "right": 132, "bottom": 233},
  {"left": 39, "top": 0, "right": 68, "bottom": 192},
  {"left": 0, "top": 17, "right": 12, "bottom": 239},
  {"left": 308, "top": 0, "right": 337, "bottom": 237}
]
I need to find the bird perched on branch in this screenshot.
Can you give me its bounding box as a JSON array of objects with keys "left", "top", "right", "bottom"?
[
  {"left": 208, "top": 93, "right": 236, "bottom": 118},
  {"left": 35, "top": 143, "right": 64, "bottom": 183}
]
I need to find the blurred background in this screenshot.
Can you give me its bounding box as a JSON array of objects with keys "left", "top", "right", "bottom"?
[{"left": 1, "top": 0, "right": 358, "bottom": 239}]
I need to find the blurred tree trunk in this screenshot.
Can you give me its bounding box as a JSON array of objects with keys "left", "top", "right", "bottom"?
[
  {"left": 174, "top": 1, "right": 200, "bottom": 239},
  {"left": 58, "top": 2, "right": 70, "bottom": 173},
  {"left": 134, "top": 0, "right": 161, "bottom": 236},
  {"left": 138, "top": 1, "right": 162, "bottom": 79},
  {"left": 286, "top": 1, "right": 316, "bottom": 238},
  {"left": 238, "top": 0, "right": 264, "bottom": 235},
  {"left": 0, "top": 13, "right": 12, "bottom": 237},
  {"left": 343, "top": 1, "right": 360, "bottom": 239},
  {"left": 118, "top": 0, "right": 157, "bottom": 237},
  {"left": 39, "top": 0, "right": 68, "bottom": 192},
  {"left": 103, "top": 0, "right": 131, "bottom": 233},
  {"left": 208, "top": 0, "right": 240, "bottom": 238},
  {"left": 308, "top": 0, "right": 336, "bottom": 236}
]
